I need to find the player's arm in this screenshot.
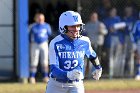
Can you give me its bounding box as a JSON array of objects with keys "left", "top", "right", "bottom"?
[
  {"left": 50, "top": 64, "right": 83, "bottom": 80},
  {"left": 85, "top": 37, "right": 102, "bottom": 80},
  {"left": 29, "top": 23, "right": 36, "bottom": 43},
  {"left": 89, "top": 56, "right": 102, "bottom": 69},
  {"left": 47, "top": 23, "right": 52, "bottom": 36},
  {"left": 131, "top": 21, "right": 139, "bottom": 52},
  {"left": 49, "top": 39, "right": 70, "bottom": 80},
  {"left": 85, "top": 37, "right": 101, "bottom": 68},
  {"left": 50, "top": 64, "right": 67, "bottom": 79},
  {"left": 29, "top": 30, "right": 32, "bottom": 43},
  {"left": 29, "top": 27, "right": 34, "bottom": 43},
  {"left": 131, "top": 21, "right": 139, "bottom": 43},
  {"left": 88, "top": 52, "right": 102, "bottom": 80}
]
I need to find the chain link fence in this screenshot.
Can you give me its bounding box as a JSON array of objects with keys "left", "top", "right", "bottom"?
[
  {"left": 78, "top": 0, "right": 140, "bottom": 78},
  {"left": 80, "top": 0, "right": 140, "bottom": 22}
]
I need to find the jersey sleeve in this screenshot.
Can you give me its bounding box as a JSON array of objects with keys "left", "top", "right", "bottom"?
[
  {"left": 85, "top": 37, "right": 97, "bottom": 60},
  {"left": 47, "top": 23, "right": 52, "bottom": 36},
  {"left": 49, "top": 40, "right": 58, "bottom": 65},
  {"left": 132, "top": 21, "right": 140, "bottom": 43},
  {"left": 49, "top": 38, "right": 68, "bottom": 79},
  {"left": 50, "top": 65, "right": 67, "bottom": 79},
  {"left": 29, "top": 25, "right": 34, "bottom": 43}
]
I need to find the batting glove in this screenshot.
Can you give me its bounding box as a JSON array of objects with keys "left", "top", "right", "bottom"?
[
  {"left": 92, "top": 66, "right": 102, "bottom": 80},
  {"left": 67, "top": 69, "right": 83, "bottom": 80}
]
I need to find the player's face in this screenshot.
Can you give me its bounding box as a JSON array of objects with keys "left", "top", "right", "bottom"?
[
  {"left": 110, "top": 8, "right": 117, "bottom": 17},
  {"left": 66, "top": 24, "right": 81, "bottom": 39},
  {"left": 91, "top": 13, "right": 98, "bottom": 22},
  {"left": 38, "top": 14, "right": 45, "bottom": 24}
]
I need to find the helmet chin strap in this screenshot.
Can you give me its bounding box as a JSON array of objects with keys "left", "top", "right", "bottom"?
[
  {"left": 64, "top": 25, "right": 83, "bottom": 39},
  {"left": 67, "top": 30, "right": 82, "bottom": 39}
]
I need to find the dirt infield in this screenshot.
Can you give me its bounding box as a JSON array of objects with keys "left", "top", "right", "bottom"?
[{"left": 85, "top": 89, "right": 140, "bottom": 93}]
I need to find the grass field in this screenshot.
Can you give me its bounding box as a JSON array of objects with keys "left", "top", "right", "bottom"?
[{"left": 0, "top": 79, "right": 140, "bottom": 93}]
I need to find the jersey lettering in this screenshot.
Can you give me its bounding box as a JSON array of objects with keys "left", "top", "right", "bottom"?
[
  {"left": 39, "top": 29, "right": 47, "bottom": 37},
  {"left": 58, "top": 51, "right": 85, "bottom": 58}
]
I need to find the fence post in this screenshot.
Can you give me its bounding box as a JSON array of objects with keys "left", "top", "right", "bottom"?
[{"left": 17, "top": 0, "right": 29, "bottom": 83}]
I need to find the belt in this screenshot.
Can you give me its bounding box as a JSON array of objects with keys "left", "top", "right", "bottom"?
[{"left": 52, "top": 78, "right": 82, "bottom": 83}]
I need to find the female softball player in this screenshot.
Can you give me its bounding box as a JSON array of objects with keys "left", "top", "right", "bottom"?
[{"left": 46, "top": 11, "right": 102, "bottom": 93}]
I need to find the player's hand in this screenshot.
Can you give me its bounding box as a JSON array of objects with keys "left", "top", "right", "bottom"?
[
  {"left": 92, "top": 67, "right": 102, "bottom": 80},
  {"left": 67, "top": 69, "right": 83, "bottom": 80}
]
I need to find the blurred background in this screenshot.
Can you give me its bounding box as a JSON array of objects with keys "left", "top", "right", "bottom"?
[{"left": 0, "top": 0, "right": 140, "bottom": 82}]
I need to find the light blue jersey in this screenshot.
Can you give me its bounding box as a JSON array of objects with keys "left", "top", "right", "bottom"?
[
  {"left": 30, "top": 22, "right": 52, "bottom": 44},
  {"left": 49, "top": 34, "right": 97, "bottom": 81},
  {"left": 46, "top": 10, "right": 102, "bottom": 93}
]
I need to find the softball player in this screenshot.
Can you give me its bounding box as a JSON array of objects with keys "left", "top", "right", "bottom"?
[
  {"left": 46, "top": 11, "right": 102, "bottom": 93},
  {"left": 132, "top": 18, "right": 140, "bottom": 80},
  {"left": 29, "top": 13, "right": 52, "bottom": 84}
]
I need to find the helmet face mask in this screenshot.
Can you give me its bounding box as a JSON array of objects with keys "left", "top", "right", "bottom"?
[{"left": 59, "top": 11, "right": 84, "bottom": 35}]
